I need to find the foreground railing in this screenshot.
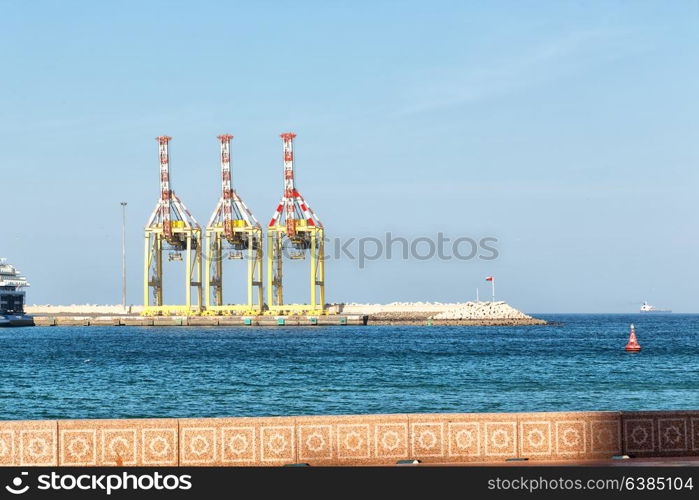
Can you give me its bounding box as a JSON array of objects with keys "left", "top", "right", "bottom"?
[{"left": 0, "top": 410, "right": 696, "bottom": 466}]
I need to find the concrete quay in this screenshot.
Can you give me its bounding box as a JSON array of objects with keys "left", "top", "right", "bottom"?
[
  {"left": 31, "top": 315, "right": 368, "bottom": 327},
  {"left": 25, "top": 303, "right": 550, "bottom": 327}
]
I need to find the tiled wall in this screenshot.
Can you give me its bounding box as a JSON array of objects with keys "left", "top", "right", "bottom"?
[
  {"left": 0, "top": 411, "right": 696, "bottom": 466},
  {"left": 622, "top": 411, "right": 699, "bottom": 457}
]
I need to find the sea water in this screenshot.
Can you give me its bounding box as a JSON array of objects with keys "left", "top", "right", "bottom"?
[{"left": 0, "top": 314, "right": 697, "bottom": 420}]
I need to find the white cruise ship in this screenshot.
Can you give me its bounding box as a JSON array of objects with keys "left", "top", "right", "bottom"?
[
  {"left": 0, "top": 259, "right": 33, "bottom": 326},
  {"left": 640, "top": 301, "right": 672, "bottom": 313}
]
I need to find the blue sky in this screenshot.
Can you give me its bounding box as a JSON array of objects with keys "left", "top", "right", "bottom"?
[{"left": 1, "top": 1, "right": 698, "bottom": 312}]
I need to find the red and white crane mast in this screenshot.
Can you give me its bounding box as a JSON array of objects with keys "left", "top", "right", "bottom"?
[
  {"left": 269, "top": 133, "right": 322, "bottom": 239},
  {"left": 266, "top": 133, "right": 325, "bottom": 313},
  {"left": 204, "top": 134, "right": 263, "bottom": 312},
  {"left": 157, "top": 136, "right": 173, "bottom": 240},
  {"left": 144, "top": 136, "right": 202, "bottom": 314}
]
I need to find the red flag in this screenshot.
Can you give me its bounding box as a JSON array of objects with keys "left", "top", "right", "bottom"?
[{"left": 485, "top": 276, "right": 493, "bottom": 281}]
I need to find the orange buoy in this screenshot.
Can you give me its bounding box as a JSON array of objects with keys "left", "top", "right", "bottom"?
[{"left": 625, "top": 323, "right": 641, "bottom": 352}]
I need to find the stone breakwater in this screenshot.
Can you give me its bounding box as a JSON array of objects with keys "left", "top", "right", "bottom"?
[
  {"left": 432, "top": 301, "right": 534, "bottom": 320},
  {"left": 0, "top": 410, "right": 696, "bottom": 466}
]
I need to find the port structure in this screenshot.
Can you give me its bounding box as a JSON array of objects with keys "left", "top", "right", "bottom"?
[
  {"left": 266, "top": 133, "right": 325, "bottom": 314},
  {"left": 143, "top": 136, "right": 203, "bottom": 315},
  {"left": 203, "top": 135, "right": 263, "bottom": 314}
]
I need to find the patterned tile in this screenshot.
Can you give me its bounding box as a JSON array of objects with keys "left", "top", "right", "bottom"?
[
  {"left": 298, "top": 424, "right": 333, "bottom": 461},
  {"left": 179, "top": 417, "right": 294, "bottom": 465},
  {"left": 411, "top": 414, "right": 521, "bottom": 463},
  {"left": 58, "top": 419, "right": 177, "bottom": 466},
  {"left": 622, "top": 411, "right": 698, "bottom": 456},
  {"left": 260, "top": 425, "right": 295, "bottom": 463},
  {"left": 517, "top": 412, "right": 621, "bottom": 460},
  {"left": 692, "top": 418, "right": 699, "bottom": 452},
  {"left": 374, "top": 423, "right": 408, "bottom": 458},
  {"left": 448, "top": 422, "right": 480, "bottom": 458},
  {"left": 554, "top": 421, "right": 586, "bottom": 455},
  {"left": 410, "top": 422, "right": 444, "bottom": 458},
  {"left": 293, "top": 414, "right": 410, "bottom": 465},
  {"left": 590, "top": 419, "right": 621, "bottom": 454},
  {"left": 624, "top": 419, "right": 655, "bottom": 453},
  {"left": 180, "top": 427, "right": 217, "bottom": 465},
  {"left": 0, "top": 430, "right": 15, "bottom": 466},
  {"left": 0, "top": 421, "right": 58, "bottom": 466},
  {"left": 337, "top": 423, "right": 371, "bottom": 460},
  {"left": 61, "top": 430, "right": 97, "bottom": 466},
  {"left": 142, "top": 428, "right": 177, "bottom": 465},
  {"left": 102, "top": 429, "right": 137, "bottom": 465},
  {"left": 221, "top": 426, "right": 256, "bottom": 464},
  {"left": 20, "top": 429, "right": 57, "bottom": 466},
  {"left": 658, "top": 418, "right": 688, "bottom": 453},
  {"left": 519, "top": 421, "right": 552, "bottom": 456},
  {"left": 484, "top": 421, "right": 517, "bottom": 458}
]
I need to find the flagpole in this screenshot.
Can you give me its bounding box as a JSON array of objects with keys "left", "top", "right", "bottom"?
[
  {"left": 491, "top": 277, "right": 495, "bottom": 303},
  {"left": 476, "top": 288, "right": 479, "bottom": 303}
]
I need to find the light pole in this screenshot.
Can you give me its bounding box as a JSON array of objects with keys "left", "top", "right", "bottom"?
[{"left": 120, "top": 202, "right": 127, "bottom": 310}]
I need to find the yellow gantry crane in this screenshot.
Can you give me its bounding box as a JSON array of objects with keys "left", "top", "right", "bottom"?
[
  {"left": 266, "top": 133, "right": 325, "bottom": 315},
  {"left": 143, "top": 136, "right": 203, "bottom": 315},
  {"left": 204, "top": 135, "right": 263, "bottom": 315}
]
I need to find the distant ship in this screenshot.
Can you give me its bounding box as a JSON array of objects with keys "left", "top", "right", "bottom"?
[
  {"left": 640, "top": 301, "right": 671, "bottom": 313},
  {"left": 0, "top": 259, "right": 33, "bottom": 326}
]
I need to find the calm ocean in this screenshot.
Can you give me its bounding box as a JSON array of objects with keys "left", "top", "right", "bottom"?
[{"left": 1, "top": 314, "right": 697, "bottom": 420}]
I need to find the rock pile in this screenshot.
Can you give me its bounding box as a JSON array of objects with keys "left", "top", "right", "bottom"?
[{"left": 431, "top": 301, "right": 533, "bottom": 320}]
